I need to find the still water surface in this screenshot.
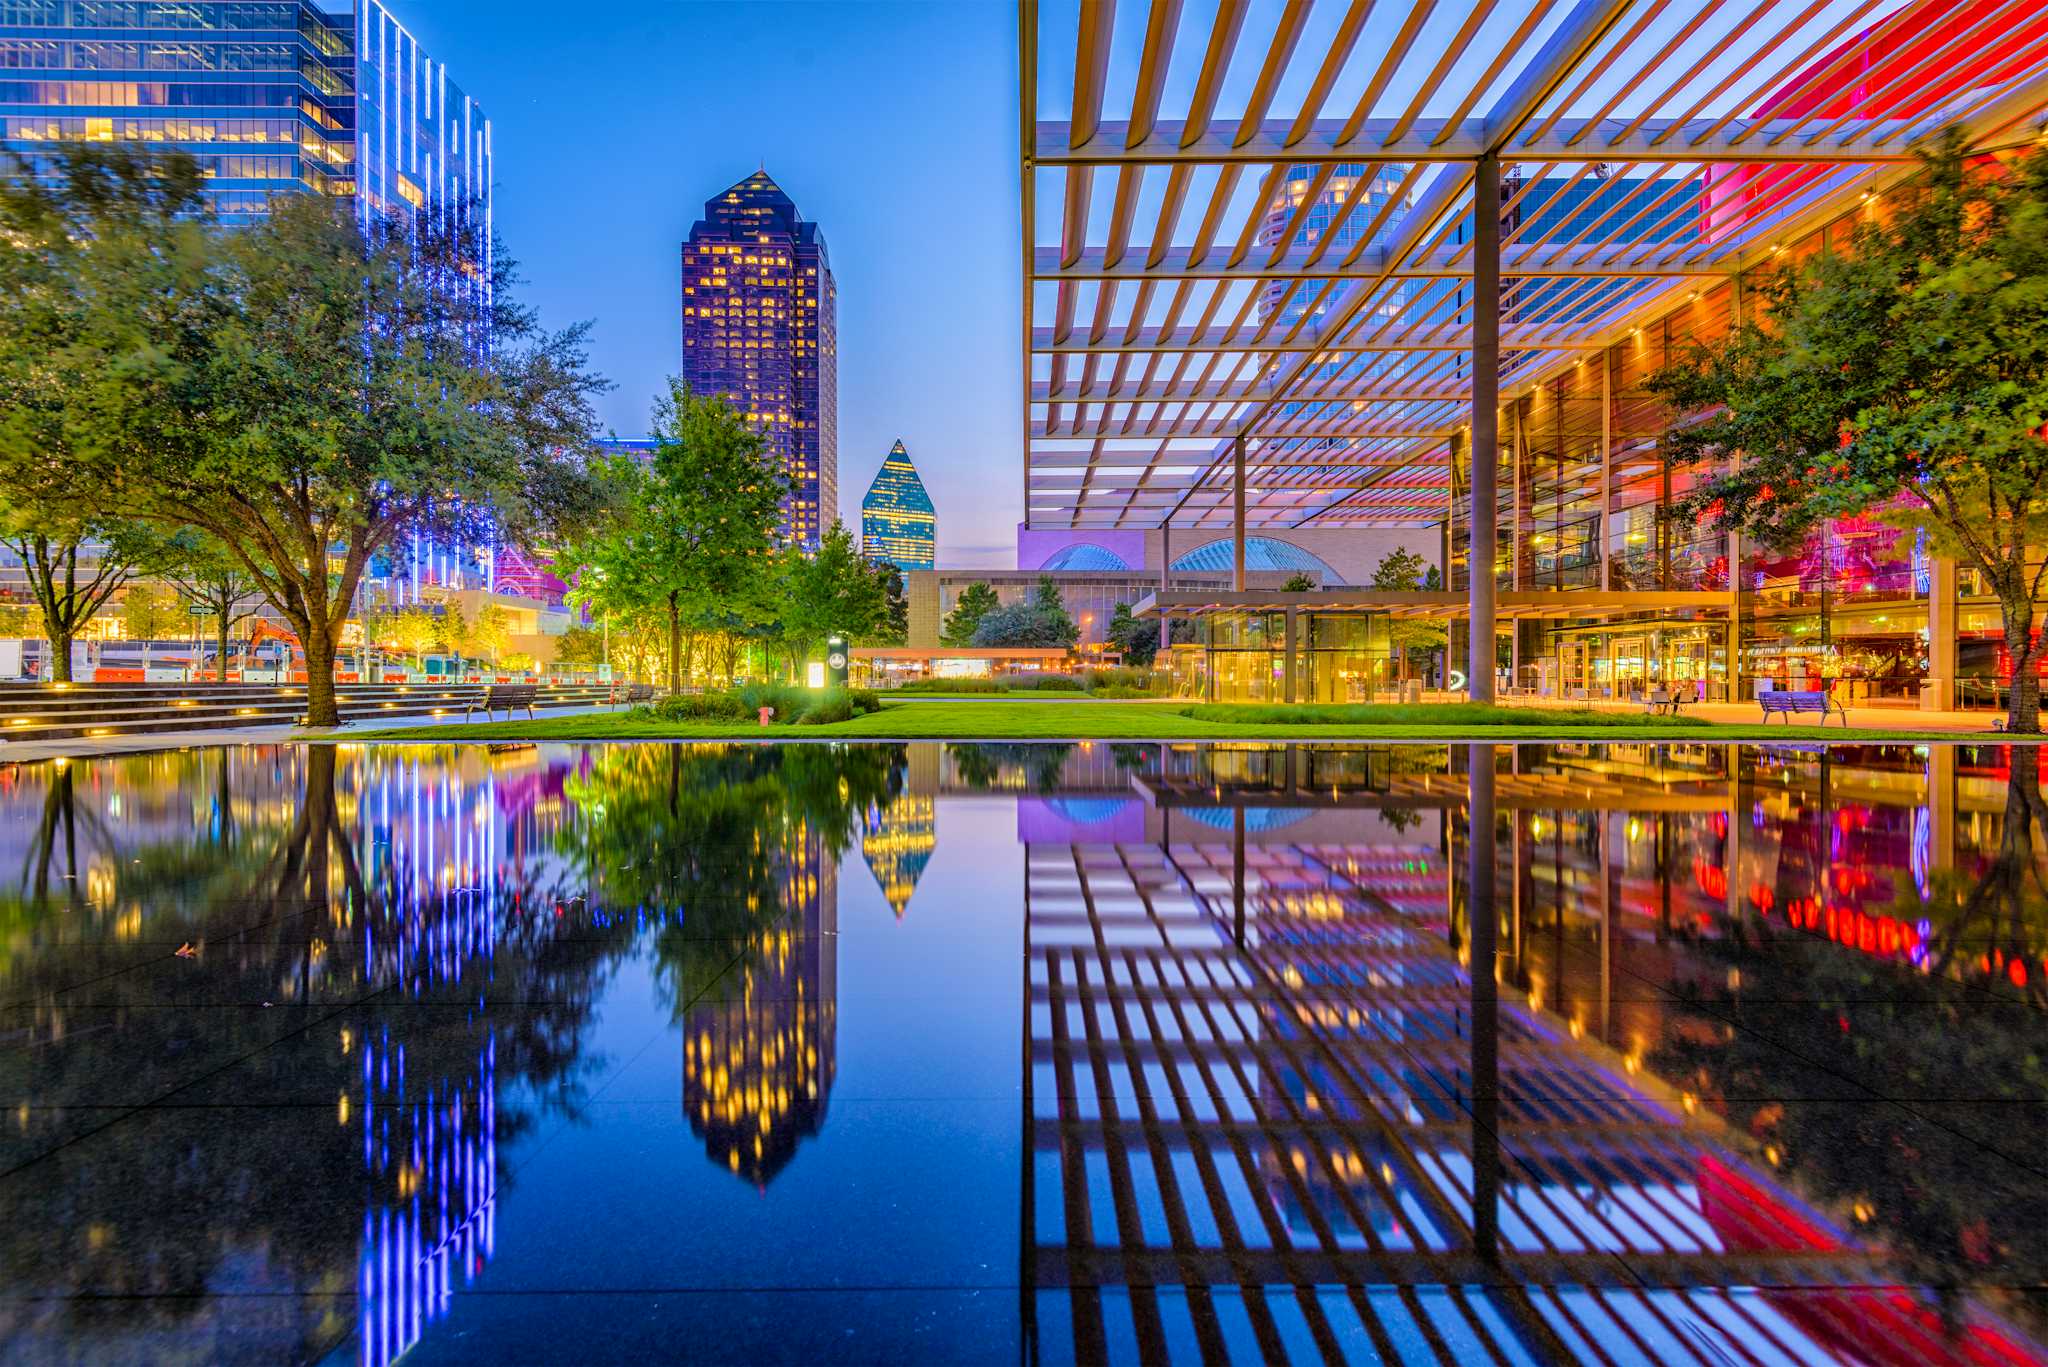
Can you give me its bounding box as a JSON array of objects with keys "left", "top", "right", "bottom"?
[{"left": 2, "top": 740, "right": 2046, "bottom": 1365}]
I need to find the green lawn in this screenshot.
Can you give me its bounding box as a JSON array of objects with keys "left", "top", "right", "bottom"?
[{"left": 339, "top": 697, "right": 2000, "bottom": 743}]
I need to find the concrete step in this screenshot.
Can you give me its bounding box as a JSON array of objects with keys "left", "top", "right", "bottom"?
[{"left": 0, "top": 695, "right": 618, "bottom": 744}]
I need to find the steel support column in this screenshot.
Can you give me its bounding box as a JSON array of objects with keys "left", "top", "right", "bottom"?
[
  {"left": 1469, "top": 152, "right": 1500, "bottom": 703},
  {"left": 1925, "top": 556, "right": 1957, "bottom": 711},
  {"left": 1158, "top": 521, "right": 1172, "bottom": 652},
  {"left": 1232, "top": 436, "right": 1247, "bottom": 592}
]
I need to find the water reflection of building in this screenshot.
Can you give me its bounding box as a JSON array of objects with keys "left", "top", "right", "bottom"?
[
  {"left": 861, "top": 792, "right": 934, "bottom": 917},
  {"left": 1023, "top": 747, "right": 2048, "bottom": 1365},
  {"left": 682, "top": 836, "right": 839, "bottom": 1185}
]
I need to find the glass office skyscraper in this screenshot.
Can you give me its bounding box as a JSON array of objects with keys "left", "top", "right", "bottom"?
[
  {"left": 0, "top": 0, "right": 490, "bottom": 234},
  {"left": 860, "top": 439, "right": 935, "bottom": 570},
  {"left": 681, "top": 170, "right": 838, "bottom": 552}
]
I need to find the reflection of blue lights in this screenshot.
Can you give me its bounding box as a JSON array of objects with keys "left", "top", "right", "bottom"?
[
  {"left": 1045, "top": 797, "right": 1137, "bottom": 825},
  {"left": 1181, "top": 806, "right": 1314, "bottom": 833},
  {"left": 1911, "top": 806, "right": 1932, "bottom": 899}
]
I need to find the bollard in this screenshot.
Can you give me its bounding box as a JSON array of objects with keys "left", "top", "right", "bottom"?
[{"left": 758, "top": 706, "right": 774, "bottom": 727}]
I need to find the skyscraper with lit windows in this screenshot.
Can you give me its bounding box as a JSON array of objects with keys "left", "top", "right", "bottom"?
[
  {"left": 681, "top": 170, "right": 838, "bottom": 552},
  {"left": 0, "top": 0, "right": 490, "bottom": 232},
  {"left": 859, "top": 438, "right": 935, "bottom": 570}
]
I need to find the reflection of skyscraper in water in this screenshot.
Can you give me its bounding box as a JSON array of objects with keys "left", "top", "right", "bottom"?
[
  {"left": 681, "top": 833, "right": 839, "bottom": 1185},
  {"left": 861, "top": 795, "right": 935, "bottom": 918}
]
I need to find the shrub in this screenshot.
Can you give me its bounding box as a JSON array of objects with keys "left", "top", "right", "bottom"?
[
  {"left": 847, "top": 687, "right": 881, "bottom": 714},
  {"left": 1088, "top": 685, "right": 1149, "bottom": 699},
  {"left": 1018, "top": 673, "right": 1083, "bottom": 691},
  {"left": 891, "top": 677, "right": 1005, "bottom": 694},
  {"left": 798, "top": 693, "right": 853, "bottom": 725},
  {"left": 645, "top": 692, "right": 752, "bottom": 723},
  {"left": 1082, "top": 667, "right": 1163, "bottom": 693}
]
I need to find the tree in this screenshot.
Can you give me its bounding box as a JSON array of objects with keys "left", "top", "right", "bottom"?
[
  {"left": 156, "top": 530, "right": 263, "bottom": 685},
  {"left": 1371, "top": 548, "right": 1429, "bottom": 591},
  {"left": 870, "top": 561, "right": 910, "bottom": 647},
  {"left": 553, "top": 624, "right": 606, "bottom": 671},
  {"left": 381, "top": 605, "right": 440, "bottom": 668},
  {"left": 20, "top": 146, "right": 609, "bottom": 725},
  {"left": 565, "top": 386, "right": 785, "bottom": 693},
  {"left": 1649, "top": 139, "right": 2048, "bottom": 732},
  {"left": 940, "top": 581, "right": 1000, "bottom": 646},
  {"left": 469, "top": 604, "right": 513, "bottom": 667},
  {"left": 1370, "top": 548, "right": 1446, "bottom": 687},
  {"left": 778, "top": 522, "right": 889, "bottom": 678},
  {"left": 1106, "top": 602, "right": 1159, "bottom": 666},
  {"left": 1030, "top": 575, "right": 1081, "bottom": 648},
  {"left": 1282, "top": 572, "right": 1314, "bottom": 592},
  {"left": 1423, "top": 566, "right": 1443, "bottom": 591},
  {"left": 0, "top": 147, "right": 193, "bottom": 682},
  {"left": 119, "top": 584, "right": 183, "bottom": 668}
]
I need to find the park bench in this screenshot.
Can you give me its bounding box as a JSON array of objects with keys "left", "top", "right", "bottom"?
[
  {"left": 465, "top": 683, "right": 537, "bottom": 721},
  {"left": 1756, "top": 688, "right": 1846, "bottom": 725},
  {"left": 1640, "top": 687, "right": 1686, "bottom": 717}
]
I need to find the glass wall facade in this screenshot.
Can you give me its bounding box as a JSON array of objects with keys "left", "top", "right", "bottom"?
[
  {"left": 0, "top": 0, "right": 488, "bottom": 233},
  {"left": 681, "top": 170, "right": 837, "bottom": 552},
  {"left": 859, "top": 439, "right": 935, "bottom": 570}
]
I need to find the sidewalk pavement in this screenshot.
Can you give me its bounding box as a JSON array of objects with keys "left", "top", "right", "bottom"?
[{"left": 1493, "top": 694, "right": 2002, "bottom": 734}]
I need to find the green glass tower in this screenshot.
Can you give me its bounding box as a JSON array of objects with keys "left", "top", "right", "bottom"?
[{"left": 859, "top": 439, "right": 935, "bottom": 570}]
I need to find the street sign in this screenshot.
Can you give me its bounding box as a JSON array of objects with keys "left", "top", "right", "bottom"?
[{"left": 187, "top": 604, "right": 217, "bottom": 617}]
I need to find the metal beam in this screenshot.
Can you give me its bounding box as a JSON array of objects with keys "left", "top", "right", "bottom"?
[
  {"left": 1035, "top": 116, "right": 1945, "bottom": 166},
  {"left": 1032, "top": 241, "right": 1727, "bottom": 280},
  {"left": 1470, "top": 152, "right": 1499, "bottom": 705}
]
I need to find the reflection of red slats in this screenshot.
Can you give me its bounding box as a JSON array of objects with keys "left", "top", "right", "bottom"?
[{"left": 1700, "top": 1157, "right": 2044, "bottom": 1365}]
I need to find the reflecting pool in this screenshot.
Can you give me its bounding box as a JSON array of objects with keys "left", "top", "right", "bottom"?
[{"left": 2, "top": 740, "right": 2047, "bottom": 1365}]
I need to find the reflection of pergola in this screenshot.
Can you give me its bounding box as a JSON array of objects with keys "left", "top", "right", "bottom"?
[
  {"left": 1021, "top": 0, "right": 2048, "bottom": 698},
  {"left": 1021, "top": 822, "right": 2036, "bottom": 1363}
]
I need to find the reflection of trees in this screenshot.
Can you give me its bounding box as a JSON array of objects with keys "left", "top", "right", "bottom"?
[
  {"left": 0, "top": 745, "right": 623, "bottom": 1363},
  {"left": 1650, "top": 748, "right": 2048, "bottom": 1333},
  {"left": 946, "top": 742, "right": 1074, "bottom": 792},
  {"left": 558, "top": 743, "right": 904, "bottom": 1186},
  {"left": 558, "top": 744, "right": 902, "bottom": 1017}
]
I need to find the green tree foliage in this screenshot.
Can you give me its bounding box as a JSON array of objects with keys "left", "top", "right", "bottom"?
[
  {"left": 871, "top": 561, "right": 909, "bottom": 647},
  {"left": 940, "top": 581, "right": 1000, "bottom": 647},
  {"left": 1423, "top": 566, "right": 1443, "bottom": 591},
  {"left": 0, "top": 145, "right": 609, "bottom": 723},
  {"left": 1281, "top": 572, "right": 1314, "bottom": 593},
  {"left": 0, "top": 146, "right": 197, "bottom": 682},
  {"left": 552, "top": 623, "right": 606, "bottom": 671},
  {"left": 1106, "top": 601, "right": 1159, "bottom": 666},
  {"left": 156, "top": 530, "right": 263, "bottom": 684},
  {"left": 381, "top": 605, "right": 440, "bottom": 667},
  {"left": 1650, "top": 139, "right": 2048, "bottom": 731},
  {"left": 1370, "top": 548, "right": 1446, "bottom": 684},
  {"left": 119, "top": 583, "right": 183, "bottom": 665},
  {"left": 776, "top": 521, "right": 890, "bottom": 677},
  {"left": 566, "top": 388, "right": 785, "bottom": 692},
  {"left": 1370, "top": 548, "right": 1428, "bottom": 591},
  {"left": 969, "top": 579, "right": 1081, "bottom": 650}
]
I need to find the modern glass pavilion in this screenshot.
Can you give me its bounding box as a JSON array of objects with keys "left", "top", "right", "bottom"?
[{"left": 1021, "top": 0, "right": 2048, "bottom": 707}]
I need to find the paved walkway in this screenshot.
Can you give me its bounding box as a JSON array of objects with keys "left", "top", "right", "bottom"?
[{"left": 1492, "top": 694, "right": 2002, "bottom": 733}]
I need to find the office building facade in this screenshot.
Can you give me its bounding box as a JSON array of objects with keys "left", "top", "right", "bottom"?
[
  {"left": 0, "top": 0, "right": 490, "bottom": 234},
  {"left": 681, "top": 170, "right": 837, "bottom": 552},
  {"left": 859, "top": 439, "right": 935, "bottom": 570}
]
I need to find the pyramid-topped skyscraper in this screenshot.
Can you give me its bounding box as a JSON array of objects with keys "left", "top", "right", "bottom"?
[
  {"left": 681, "top": 171, "right": 837, "bottom": 551},
  {"left": 859, "top": 440, "right": 936, "bottom": 570}
]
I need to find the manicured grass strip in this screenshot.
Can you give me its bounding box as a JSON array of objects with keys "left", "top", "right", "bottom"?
[
  {"left": 339, "top": 697, "right": 2001, "bottom": 744},
  {"left": 1184, "top": 702, "right": 1718, "bottom": 730}
]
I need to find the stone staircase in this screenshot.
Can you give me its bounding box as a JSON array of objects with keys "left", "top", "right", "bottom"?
[{"left": 0, "top": 680, "right": 620, "bottom": 746}]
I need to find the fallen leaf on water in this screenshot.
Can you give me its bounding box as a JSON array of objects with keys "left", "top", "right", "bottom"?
[{"left": 174, "top": 943, "right": 198, "bottom": 959}]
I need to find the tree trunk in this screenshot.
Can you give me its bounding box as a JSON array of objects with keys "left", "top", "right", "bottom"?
[
  {"left": 302, "top": 627, "right": 340, "bottom": 728},
  {"left": 216, "top": 616, "right": 231, "bottom": 686},
  {"left": 47, "top": 627, "right": 73, "bottom": 683},
  {"left": 666, "top": 592, "right": 681, "bottom": 695},
  {"left": 2002, "top": 593, "right": 2041, "bottom": 735}
]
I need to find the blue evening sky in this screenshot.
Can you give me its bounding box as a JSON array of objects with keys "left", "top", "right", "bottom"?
[{"left": 391, "top": 0, "right": 1023, "bottom": 567}]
